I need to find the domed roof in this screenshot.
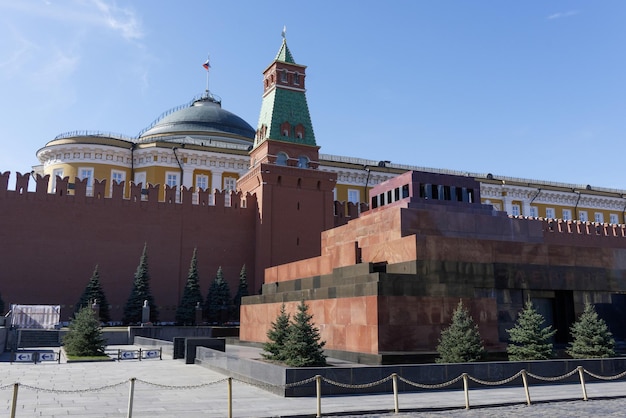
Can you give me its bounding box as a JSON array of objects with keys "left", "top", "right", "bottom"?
[{"left": 139, "top": 95, "right": 255, "bottom": 142}]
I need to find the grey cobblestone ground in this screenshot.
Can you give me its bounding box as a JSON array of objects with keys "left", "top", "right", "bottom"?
[{"left": 1, "top": 346, "right": 625, "bottom": 417}]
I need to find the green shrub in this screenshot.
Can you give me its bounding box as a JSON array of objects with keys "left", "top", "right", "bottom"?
[
  {"left": 507, "top": 300, "right": 556, "bottom": 361},
  {"left": 63, "top": 307, "right": 106, "bottom": 357},
  {"left": 567, "top": 302, "right": 615, "bottom": 359},
  {"left": 436, "top": 300, "right": 485, "bottom": 363}
]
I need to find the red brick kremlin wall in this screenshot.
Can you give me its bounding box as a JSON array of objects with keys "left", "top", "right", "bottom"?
[{"left": 0, "top": 172, "right": 257, "bottom": 323}]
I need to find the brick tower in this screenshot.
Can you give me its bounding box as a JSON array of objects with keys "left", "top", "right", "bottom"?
[{"left": 238, "top": 34, "right": 337, "bottom": 291}]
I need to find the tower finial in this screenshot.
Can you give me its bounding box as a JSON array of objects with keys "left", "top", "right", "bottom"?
[{"left": 281, "top": 25, "right": 286, "bottom": 40}]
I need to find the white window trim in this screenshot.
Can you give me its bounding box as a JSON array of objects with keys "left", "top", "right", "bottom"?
[
  {"left": 579, "top": 210, "right": 588, "bottom": 222},
  {"left": 347, "top": 188, "right": 360, "bottom": 204},
  {"left": 78, "top": 167, "right": 94, "bottom": 196},
  {"left": 545, "top": 207, "right": 555, "bottom": 219},
  {"left": 111, "top": 170, "right": 126, "bottom": 196}
]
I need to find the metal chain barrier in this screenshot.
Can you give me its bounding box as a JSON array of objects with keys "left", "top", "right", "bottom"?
[
  {"left": 18, "top": 381, "right": 128, "bottom": 393},
  {"left": 284, "top": 375, "right": 318, "bottom": 388},
  {"left": 321, "top": 374, "right": 393, "bottom": 389},
  {"left": 4, "top": 366, "right": 626, "bottom": 418},
  {"left": 397, "top": 373, "right": 464, "bottom": 389},
  {"left": 526, "top": 368, "right": 579, "bottom": 381},
  {"left": 467, "top": 370, "right": 523, "bottom": 386},
  {"left": 134, "top": 378, "right": 227, "bottom": 390}
]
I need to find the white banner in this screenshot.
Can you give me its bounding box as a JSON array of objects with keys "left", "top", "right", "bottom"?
[{"left": 10, "top": 305, "right": 61, "bottom": 329}]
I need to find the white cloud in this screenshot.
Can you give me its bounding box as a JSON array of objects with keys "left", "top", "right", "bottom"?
[
  {"left": 90, "top": 0, "right": 144, "bottom": 40},
  {"left": 547, "top": 10, "right": 580, "bottom": 20}
]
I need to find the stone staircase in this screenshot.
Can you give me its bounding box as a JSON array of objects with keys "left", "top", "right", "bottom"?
[{"left": 16, "top": 329, "right": 60, "bottom": 348}]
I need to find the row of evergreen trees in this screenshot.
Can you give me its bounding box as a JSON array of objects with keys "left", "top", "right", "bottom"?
[
  {"left": 436, "top": 300, "right": 616, "bottom": 363},
  {"left": 74, "top": 245, "right": 249, "bottom": 325}
]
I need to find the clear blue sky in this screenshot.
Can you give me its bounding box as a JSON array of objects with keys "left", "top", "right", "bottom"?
[{"left": 1, "top": 1, "right": 625, "bottom": 189}]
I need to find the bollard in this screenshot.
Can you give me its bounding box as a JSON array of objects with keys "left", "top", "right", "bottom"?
[
  {"left": 577, "top": 366, "right": 588, "bottom": 401},
  {"left": 392, "top": 373, "right": 399, "bottom": 413},
  {"left": 127, "top": 377, "right": 136, "bottom": 418},
  {"left": 521, "top": 369, "right": 531, "bottom": 405},
  {"left": 227, "top": 377, "right": 233, "bottom": 418},
  {"left": 10, "top": 383, "right": 19, "bottom": 418},
  {"left": 316, "top": 375, "right": 322, "bottom": 418},
  {"left": 462, "top": 373, "right": 470, "bottom": 410}
]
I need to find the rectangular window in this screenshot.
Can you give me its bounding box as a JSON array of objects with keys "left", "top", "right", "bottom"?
[
  {"left": 78, "top": 167, "right": 93, "bottom": 187},
  {"left": 610, "top": 213, "right": 619, "bottom": 224},
  {"left": 347, "top": 189, "right": 360, "bottom": 204},
  {"left": 111, "top": 170, "right": 126, "bottom": 196},
  {"left": 224, "top": 177, "right": 237, "bottom": 191},
  {"left": 78, "top": 167, "right": 94, "bottom": 196},
  {"left": 562, "top": 209, "right": 571, "bottom": 221},
  {"left": 595, "top": 212, "right": 604, "bottom": 223},
  {"left": 333, "top": 188, "right": 337, "bottom": 201},
  {"left": 52, "top": 168, "right": 63, "bottom": 193},
  {"left": 529, "top": 206, "right": 538, "bottom": 217},
  {"left": 545, "top": 208, "right": 555, "bottom": 219},
  {"left": 134, "top": 172, "right": 146, "bottom": 188},
  {"left": 196, "top": 174, "right": 209, "bottom": 192},
  {"left": 166, "top": 172, "right": 179, "bottom": 188},
  {"left": 579, "top": 211, "right": 588, "bottom": 222},
  {"left": 511, "top": 204, "right": 520, "bottom": 216}
]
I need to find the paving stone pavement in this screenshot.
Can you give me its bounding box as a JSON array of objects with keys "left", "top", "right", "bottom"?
[{"left": 1, "top": 346, "right": 625, "bottom": 417}]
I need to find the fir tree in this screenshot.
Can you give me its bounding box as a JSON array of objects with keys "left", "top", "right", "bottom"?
[
  {"left": 567, "top": 302, "right": 615, "bottom": 359},
  {"left": 436, "top": 300, "right": 485, "bottom": 363},
  {"left": 204, "top": 266, "right": 231, "bottom": 324},
  {"left": 233, "top": 264, "right": 250, "bottom": 321},
  {"left": 262, "top": 303, "right": 291, "bottom": 362},
  {"left": 63, "top": 307, "right": 106, "bottom": 357},
  {"left": 175, "top": 248, "right": 204, "bottom": 325},
  {"left": 123, "top": 243, "right": 158, "bottom": 324},
  {"left": 282, "top": 300, "right": 327, "bottom": 367},
  {"left": 507, "top": 300, "right": 556, "bottom": 361},
  {"left": 75, "top": 265, "right": 111, "bottom": 323}
]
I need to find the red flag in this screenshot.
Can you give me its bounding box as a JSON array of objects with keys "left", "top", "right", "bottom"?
[{"left": 203, "top": 57, "right": 210, "bottom": 70}]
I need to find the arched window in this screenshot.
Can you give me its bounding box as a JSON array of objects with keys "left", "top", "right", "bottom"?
[
  {"left": 295, "top": 124, "right": 305, "bottom": 139},
  {"left": 297, "top": 156, "right": 309, "bottom": 168},
  {"left": 280, "top": 121, "right": 291, "bottom": 137},
  {"left": 276, "top": 152, "right": 288, "bottom": 166}
]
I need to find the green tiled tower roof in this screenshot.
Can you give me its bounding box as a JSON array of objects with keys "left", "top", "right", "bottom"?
[
  {"left": 275, "top": 38, "right": 295, "bottom": 63},
  {"left": 255, "top": 38, "right": 316, "bottom": 148}
]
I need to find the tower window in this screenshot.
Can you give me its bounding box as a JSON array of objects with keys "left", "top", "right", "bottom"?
[
  {"left": 276, "top": 152, "right": 288, "bottom": 166},
  {"left": 280, "top": 70, "right": 287, "bottom": 83},
  {"left": 294, "top": 73, "right": 300, "bottom": 85},
  {"left": 297, "top": 156, "right": 309, "bottom": 168},
  {"left": 280, "top": 121, "right": 291, "bottom": 137}
]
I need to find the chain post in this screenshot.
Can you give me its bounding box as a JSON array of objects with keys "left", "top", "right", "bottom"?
[
  {"left": 227, "top": 377, "right": 233, "bottom": 418},
  {"left": 316, "top": 375, "right": 322, "bottom": 418},
  {"left": 10, "top": 383, "right": 19, "bottom": 418},
  {"left": 520, "top": 369, "right": 531, "bottom": 405},
  {"left": 127, "top": 377, "right": 136, "bottom": 418},
  {"left": 577, "top": 366, "right": 588, "bottom": 401},
  {"left": 462, "top": 373, "right": 470, "bottom": 410},
  {"left": 392, "top": 373, "right": 399, "bottom": 413}
]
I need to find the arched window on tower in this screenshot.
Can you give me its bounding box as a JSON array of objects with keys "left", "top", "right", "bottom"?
[
  {"left": 276, "top": 152, "right": 288, "bottom": 166},
  {"left": 280, "top": 70, "right": 288, "bottom": 83},
  {"left": 280, "top": 121, "right": 291, "bottom": 138},
  {"left": 297, "top": 156, "right": 309, "bottom": 168},
  {"left": 295, "top": 124, "right": 305, "bottom": 139},
  {"left": 294, "top": 72, "right": 300, "bottom": 85}
]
